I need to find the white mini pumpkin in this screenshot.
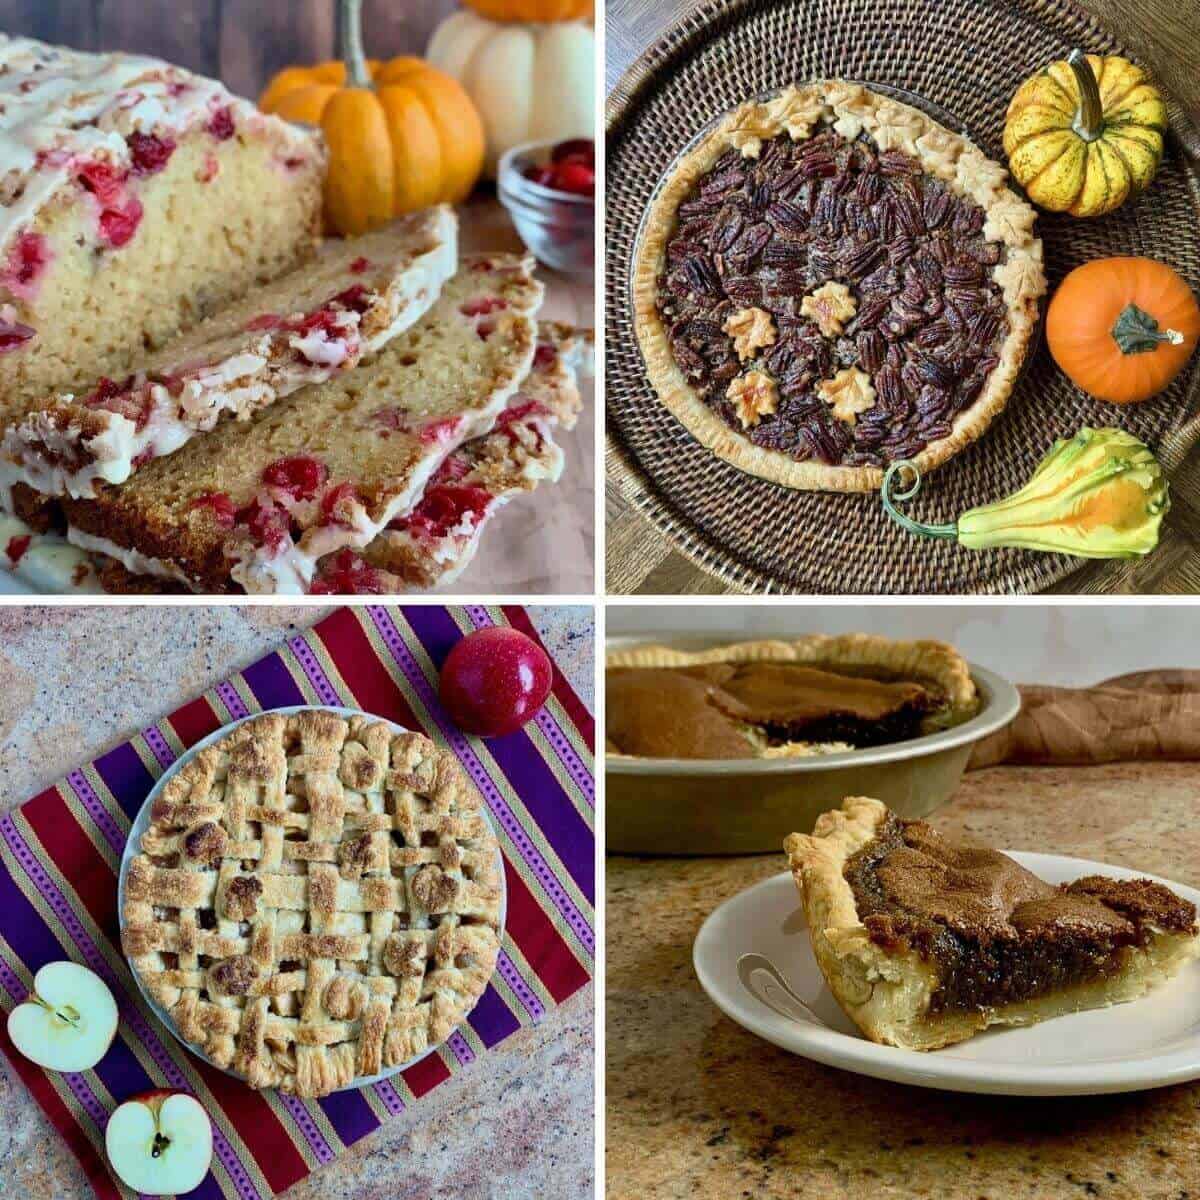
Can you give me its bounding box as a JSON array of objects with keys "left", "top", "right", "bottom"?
[{"left": 427, "top": 10, "right": 594, "bottom": 176}]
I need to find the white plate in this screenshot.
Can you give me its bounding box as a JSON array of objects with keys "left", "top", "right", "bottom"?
[
  {"left": 118, "top": 705, "right": 507, "bottom": 1094},
  {"left": 693, "top": 856, "right": 1200, "bottom": 1096}
]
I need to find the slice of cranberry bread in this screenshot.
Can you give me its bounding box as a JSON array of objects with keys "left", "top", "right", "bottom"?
[
  {"left": 319, "top": 321, "right": 591, "bottom": 592},
  {"left": 0, "top": 35, "right": 325, "bottom": 414},
  {"left": 62, "top": 254, "right": 543, "bottom": 593},
  {"left": 0, "top": 208, "right": 457, "bottom": 498}
]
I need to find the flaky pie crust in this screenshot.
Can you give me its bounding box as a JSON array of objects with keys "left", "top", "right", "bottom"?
[
  {"left": 632, "top": 82, "right": 1046, "bottom": 492},
  {"left": 785, "top": 797, "right": 1200, "bottom": 1051},
  {"left": 121, "top": 710, "right": 502, "bottom": 1096}
]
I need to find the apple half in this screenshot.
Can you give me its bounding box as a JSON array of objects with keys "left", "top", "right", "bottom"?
[
  {"left": 106, "top": 1090, "right": 214, "bottom": 1196},
  {"left": 7, "top": 961, "right": 118, "bottom": 1072}
]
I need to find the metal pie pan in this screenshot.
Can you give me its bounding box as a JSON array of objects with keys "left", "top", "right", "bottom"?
[
  {"left": 606, "top": 636, "right": 1020, "bottom": 855},
  {"left": 118, "top": 705, "right": 507, "bottom": 1095}
]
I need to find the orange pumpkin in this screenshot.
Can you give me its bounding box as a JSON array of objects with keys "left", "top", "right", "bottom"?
[
  {"left": 1047, "top": 257, "right": 1200, "bottom": 404},
  {"left": 258, "top": 0, "right": 484, "bottom": 236},
  {"left": 462, "top": 0, "right": 593, "bottom": 20}
]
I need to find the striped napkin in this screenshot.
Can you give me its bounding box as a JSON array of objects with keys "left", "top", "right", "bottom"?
[{"left": 0, "top": 605, "right": 594, "bottom": 1198}]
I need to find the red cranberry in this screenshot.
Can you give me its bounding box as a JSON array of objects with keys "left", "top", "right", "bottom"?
[
  {"left": 6, "top": 535, "right": 31, "bottom": 564},
  {"left": 245, "top": 313, "right": 282, "bottom": 331},
  {"left": 320, "top": 481, "right": 359, "bottom": 525},
  {"left": 236, "top": 496, "right": 290, "bottom": 554},
  {"left": 289, "top": 307, "right": 340, "bottom": 338},
  {"left": 331, "top": 283, "right": 370, "bottom": 313},
  {"left": 83, "top": 378, "right": 123, "bottom": 405},
  {"left": 418, "top": 417, "right": 460, "bottom": 444},
  {"left": 76, "top": 161, "right": 127, "bottom": 204},
  {"left": 0, "top": 319, "right": 35, "bottom": 352},
  {"left": 188, "top": 491, "right": 236, "bottom": 528},
  {"left": 523, "top": 165, "right": 556, "bottom": 188},
  {"left": 262, "top": 455, "right": 328, "bottom": 500},
  {"left": 310, "top": 549, "right": 387, "bottom": 595},
  {"left": 403, "top": 484, "right": 492, "bottom": 541},
  {"left": 207, "top": 105, "right": 235, "bottom": 141},
  {"left": 99, "top": 199, "right": 143, "bottom": 248},
  {"left": 349, "top": 256, "right": 371, "bottom": 274},
  {"left": 130, "top": 447, "right": 155, "bottom": 470},
  {"left": 1, "top": 231, "right": 50, "bottom": 300},
  {"left": 460, "top": 297, "right": 508, "bottom": 317},
  {"left": 550, "top": 161, "right": 594, "bottom": 196},
  {"left": 439, "top": 626, "right": 553, "bottom": 738},
  {"left": 282, "top": 156, "right": 306, "bottom": 171},
  {"left": 495, "top": 398, "right": 546, "bottom": 428},
  {"left": 551, "top": 138, "right": 594, "bottom": 164},
  {"left": 533, "top": 343, "right": 557, "bottom": 368},
  {"left": 127, "top": 132, "right": 176, "bottom": 176},
  {"left": 477, "top": 320, "right": 495, "bottom": 341}
]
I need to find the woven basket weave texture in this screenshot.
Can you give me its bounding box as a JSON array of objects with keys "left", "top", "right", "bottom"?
[{"left": 605, "top": 0, "right": 1200, "bottom": 594}]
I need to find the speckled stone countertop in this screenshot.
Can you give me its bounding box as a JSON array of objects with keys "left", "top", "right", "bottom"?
[
  {"left": 0, "top": 605, "right": 595, "bottom": 1200},
  {"left": 607, "top": 763, "right": 1200, "bottom": 1200}
]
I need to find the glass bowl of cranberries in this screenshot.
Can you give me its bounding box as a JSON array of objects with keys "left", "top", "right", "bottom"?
[{"left": 497, "top": 137, "right": 594, "bottom": 277}]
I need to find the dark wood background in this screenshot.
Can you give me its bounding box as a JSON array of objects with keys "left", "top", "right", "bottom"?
[{"left": 0, "top": 0, "right": 461, "bottom": 100}]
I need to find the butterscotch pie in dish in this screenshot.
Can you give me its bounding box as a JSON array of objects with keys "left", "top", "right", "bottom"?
[
  {"left": 606, "top": 635, "right": 978, "bottom": 760},
  {"left": 121, "top": 709, "right": 503, "bottom": 1097},
  {"left": 633, "top": 82, "right": 1046, "bottom": 490},
  {"left": 786, "top": 798, "right": 1200, "bottom": 1051}
]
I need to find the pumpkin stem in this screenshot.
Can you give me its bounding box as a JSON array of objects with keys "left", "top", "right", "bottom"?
[
  {"left": 1111, "top": 302, "right": 1185, "bottom": 355},
  {"left": 338, "top": 0, "right": 372, "bottom": 90},
  {"left": 881, "top": 461, "right": 959, "bottom": 541},
  {"left": 1067, "top": 50, "right": 1104, "bottom": 142}
]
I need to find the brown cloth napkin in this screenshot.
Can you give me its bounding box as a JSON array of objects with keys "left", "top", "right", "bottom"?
[{"left": 968, "top": 670, "right": 1200, "bottom": 769}]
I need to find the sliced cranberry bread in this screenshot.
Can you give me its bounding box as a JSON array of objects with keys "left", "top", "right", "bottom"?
[
  {"left": 0, "top": 35, "right": 325, "bottom": 413},
  {"left": 63, "top": 254, "right": 543, "bottom": 593},
  {"left": 0, "top": 208, "right": 457, "bottom": 498},
  {"left": 91, "top": 321, "right": 591, "bottom": 595},
  {"left": 336, "top": 321, "right": 591, "bottom": 591}
]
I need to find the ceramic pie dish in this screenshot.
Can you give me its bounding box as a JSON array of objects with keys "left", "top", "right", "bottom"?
[
  {"left": 605, "top": 635, "right": 1020, "bottom": 854},
  {"left": 118, "top": 706, "right": 506, "bottom": 1097},
  {"left": 633, "top": 81, "right": 1046, "bottom": 491}
]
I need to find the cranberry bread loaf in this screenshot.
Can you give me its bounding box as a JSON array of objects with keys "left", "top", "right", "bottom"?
[
  {"left": 62, "top": 254, "right": 543, "bottom": 593},
  {"left": 0, "top": 208, "right": 457, "bottom": 497},
  {"left": 343, "top": 321, "right": 591, "bottom": 591},
  {"left": 0, "top": 35, "right": 324, "bottom": 414},
  {"left": 88, "top": 322, "right": 588, "bottom": 595}
]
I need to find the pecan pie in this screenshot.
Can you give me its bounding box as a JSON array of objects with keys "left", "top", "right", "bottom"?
[
  {"left": 634, "top": 83, "right": 1046, "bottom": 490},
  {"left": 786, "top": 798, "right": 1199, "bottom": 1050},
  {"left": 606, "top": 635, "right": 977, "bottom": 759},
  {"left": 121, "top": 711, "right": 502, "bottom": 1096}
]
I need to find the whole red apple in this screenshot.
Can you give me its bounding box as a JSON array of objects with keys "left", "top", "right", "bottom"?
[{"left": 439, "top": 627, "right": 553, "bottom": 737}]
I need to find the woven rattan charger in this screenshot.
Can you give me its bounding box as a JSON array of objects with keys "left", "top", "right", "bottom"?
[{"left": 605, "top": 0, "right": 1200, "bottom": 595}]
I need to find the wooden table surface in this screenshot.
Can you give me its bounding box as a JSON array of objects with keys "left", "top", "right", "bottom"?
[
  {"left": 607, "top": 760, "right": 1200, "bottom": 1199},
  {"left": 605, "top": 0, "right": 1200, "bottom": 595}
]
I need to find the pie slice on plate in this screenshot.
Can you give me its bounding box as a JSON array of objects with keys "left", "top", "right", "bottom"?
[
  {"left": 785, "top": 797, "right": 1200, "bottom": 1051},
  {"left": 606, "top": 634, "right": 978, "bottom": 759}
]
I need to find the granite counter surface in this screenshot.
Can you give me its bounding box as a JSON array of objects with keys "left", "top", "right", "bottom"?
[
  {"left": 607, "top": 762, "right": 1200, "bottom": 1200},
  {"left": 0, "top": 604, "right": 595, "bottom": 1200}
]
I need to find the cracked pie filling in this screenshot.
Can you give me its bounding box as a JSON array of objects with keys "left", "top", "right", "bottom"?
[{"left": 634, "top": 83, "right": 1046, "bottom": 491}]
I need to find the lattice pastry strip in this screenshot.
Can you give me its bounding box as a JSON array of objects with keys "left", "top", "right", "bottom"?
[{"left": 123, "top": 711, "right": 503, "bottom": 1097}]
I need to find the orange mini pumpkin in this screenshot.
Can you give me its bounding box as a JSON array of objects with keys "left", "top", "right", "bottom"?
[
  {"left": 1047, "top": 257, "right": 1200, "bottom": 404},
  {"left": 259, "top": 0, "right": 484, "bottom": 235},
  {"left": 462, "top": 0, "right": 593, "bottom": 19}
]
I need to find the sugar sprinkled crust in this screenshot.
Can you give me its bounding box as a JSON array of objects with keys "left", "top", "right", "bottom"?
[
  {"left": 632, "top": 82, "right": 1045, "bottom": 491},
  {"left": 121, "top": 711, "right": 502, "bottom": 1097},
  {"left": 61, "top": 254, "right": 545, "bottom": 594},
  {"left": 0, "top": 209, "right": 459, "bottom": 497}
]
